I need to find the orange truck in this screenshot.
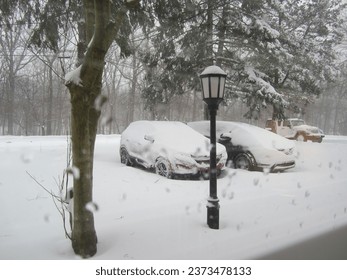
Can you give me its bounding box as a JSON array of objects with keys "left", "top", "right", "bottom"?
[{"left": 265, "top": 118, "right": 325, "bottom": 143}]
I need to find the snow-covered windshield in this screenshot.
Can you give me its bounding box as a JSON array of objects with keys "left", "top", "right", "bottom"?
[{"left": 290, "top": 119, "right": 305, "bottom": 126}]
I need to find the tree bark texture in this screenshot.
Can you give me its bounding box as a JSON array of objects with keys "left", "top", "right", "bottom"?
[
  {"left": 70, "top": 84, "right": 99, "bottom": 258},
  {"left": 67, "top": 0, "right": 128, "bottom": 258}
]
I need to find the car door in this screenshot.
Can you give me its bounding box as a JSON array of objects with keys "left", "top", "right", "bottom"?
[
  {"left": 216, "top": 124, "right": 242, "bottom": 164},
  {"left": 128, "top": 124, "right": 155, "bottom": 168},
  {"left": 276, "top": 120, "right": 290, "bottom": 138}
]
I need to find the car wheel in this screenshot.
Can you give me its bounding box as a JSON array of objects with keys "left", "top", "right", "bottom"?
[
  {"left": 234, "top": 153, "right": 254, "bottom": 171},
  {"left": 120, "top": 147, "right": 133, "bottom": 166},
  {"left": 155, "top": 158, "right": 173, "bottom": 178},
  {"left": 295, "top": 133, "right": 306, "bottom": 142}
]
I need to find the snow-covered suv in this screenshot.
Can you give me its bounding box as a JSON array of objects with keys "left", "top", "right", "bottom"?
[{"left": 265, "top": 118, "right": 325, "bottom": 143}]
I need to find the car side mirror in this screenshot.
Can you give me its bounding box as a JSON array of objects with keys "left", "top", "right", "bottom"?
[
  {"left": 220, "top": 132, "right": 232, "bottom": 142},
  {"left": 144, "top": 135, "right": 155, "bottom": 143}
]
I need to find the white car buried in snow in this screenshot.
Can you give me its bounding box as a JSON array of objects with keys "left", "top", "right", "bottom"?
[
  {"left": 188, "top": 121, "right": 296, "bottom": 172},
  {"left": 119, "top": 121, "right": 227, "bottom": 179}
]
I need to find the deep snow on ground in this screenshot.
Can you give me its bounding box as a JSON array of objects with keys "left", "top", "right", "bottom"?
[{"left": 1, "top": 134, "right": 347, "bottom": 259}]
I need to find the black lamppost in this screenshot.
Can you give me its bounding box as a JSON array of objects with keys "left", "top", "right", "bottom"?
[{"left": 200, "top": 65, "right": 227, "bottom": 230}]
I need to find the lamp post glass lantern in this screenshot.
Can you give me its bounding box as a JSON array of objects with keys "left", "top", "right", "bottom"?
[
  {"left": 200, "top": 65, "right": 227, "bottom": 230},
  {"left": 200, "top": 65, "right": 227, "bottom": 105}
]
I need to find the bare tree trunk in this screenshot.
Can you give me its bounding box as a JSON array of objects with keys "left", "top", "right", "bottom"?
[
  {"left": 47, "top": 59, "right": 54, "bottom": 135},
  {"left": 203, "top": 0, "right": 215, "bottom": 120},
  {"left": 65, "top": 0, "right": 130, "bottom": 258},
  {"left": 69, "top": 83, "right": 99, "bottom": 257},
  {"left": 7, "top": 75, "right": 15, "bottom": 134},
  {"left": 192, "top": 89, "right": 198, "bottom": 121},
  {"left": 127, "top": 37, "right": 138, "bottom": 125},
  {"left": 216, "top": 5, "right": 227, "bottom": 67},
  {"left": 0, "top": 17, "right": 32, "bottom": 135}
]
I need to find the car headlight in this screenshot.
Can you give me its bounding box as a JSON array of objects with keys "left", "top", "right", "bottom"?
[
  {"left": 191, "top": 155, "right": 210, "bottom": 166},
  {"left": 278, "top": 147, "right": 294, "bottom": 155},
  {"left": 174, "top": 154, "right": 197, "bottom": 167}
]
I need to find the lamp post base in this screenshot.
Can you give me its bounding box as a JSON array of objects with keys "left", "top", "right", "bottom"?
[{"left": 207, "top": 199, "right": 220, "bottom": 229}]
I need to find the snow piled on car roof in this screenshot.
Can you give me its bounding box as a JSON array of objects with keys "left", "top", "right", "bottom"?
[
  {"left": 188, "top": 121, "right": 295, "bottom": 151},
  {"left": 123, "top": 120, "right": 225, "bottom": 156}
]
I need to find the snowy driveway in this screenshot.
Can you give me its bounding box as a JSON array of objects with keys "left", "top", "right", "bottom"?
[{"left": 1, "top": 135, "right": 347, "bottom": 259}]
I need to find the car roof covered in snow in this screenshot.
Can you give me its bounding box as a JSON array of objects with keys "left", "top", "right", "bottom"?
[
  {"left": 188, "top": 121, "right": 295, "bottom": 150},
  {"left": 122, "top": 120, "right": 225, "bottom": 156}
]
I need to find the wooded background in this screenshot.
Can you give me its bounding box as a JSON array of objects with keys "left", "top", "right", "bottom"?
[{"left": 2, "top": 0, "right": 347, "bottom": 136}]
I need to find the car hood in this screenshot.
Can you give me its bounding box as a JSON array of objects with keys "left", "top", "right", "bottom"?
[
  {"left": 188, "top": 121, "right": 295, "bottom": 151},
  {"left": 250, "top": 147, "right": 295, "bottom": 166},
  {"left": 229, "top": 122, "right": 294, "bottom": 150},
  {"left": 293, "top": 124, "right": 321, "bottom": 132},
  {"left": 153, "top": 134, "right": 225, "bottom": 158}
]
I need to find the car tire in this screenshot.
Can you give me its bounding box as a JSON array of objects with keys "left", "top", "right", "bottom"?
[
  {"left": 233, "top": 153, "right": 254, "bottom": 171},
  {"left": 120, "top": 147, "right": 133, "bottom": 166},
  {"left": 155, "top": 158, "right": 173, "bottom": 178},
  {"left": 295, "top": 133, "right": 306, "bottom": 142}
]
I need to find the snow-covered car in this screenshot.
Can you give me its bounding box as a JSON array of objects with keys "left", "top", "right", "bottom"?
[
  {"left": 188, "top": 121, "right": 296, "bottom": 172},
  {"left": 119, "top": 121, "right": 227, "bottom": 178}
]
